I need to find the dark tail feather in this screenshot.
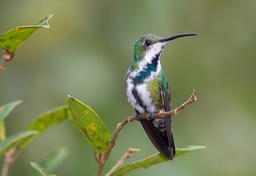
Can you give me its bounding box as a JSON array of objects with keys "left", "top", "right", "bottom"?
[
  {"left": 140, "top": 118, "right": 175, "bottom": 160},
  {"left": 165, "top": 117, "right": 176, "bottom": 157}
]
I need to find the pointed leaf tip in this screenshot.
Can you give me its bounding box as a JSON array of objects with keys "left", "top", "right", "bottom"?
[
  {"left": 37, "top": 14, "right": 53, "bottom": 28},
  {"left": 67, "top": 95, "right": 75, "bottom": 99},
  {"left": 0, "top": 15, "right": 53, "bottom": 53},
  {"left": 0, "top": 100, "right": 23, "bottom": 121}
]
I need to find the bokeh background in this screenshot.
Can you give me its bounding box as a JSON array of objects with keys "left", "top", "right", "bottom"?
[{"left": 0, "top": 0, "right": 256, "bottom": 175}]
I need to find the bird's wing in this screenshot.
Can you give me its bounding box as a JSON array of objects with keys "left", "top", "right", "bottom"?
[
  {"left": 159, "top": 78, "right": 176, "bottom": 158},
  {"left": 140, "top": 73, "right": 175, "bottom": 159}
]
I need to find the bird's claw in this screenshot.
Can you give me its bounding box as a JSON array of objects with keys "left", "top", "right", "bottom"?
[
  {"left": 135, "top": 113, "right": 141, "bottom": 121},
  {"left": 149, "top": 113, "right": 155, "bottom": 121},
  {"left": 135, "top": 113, "right": 155, "bottom": 121}
]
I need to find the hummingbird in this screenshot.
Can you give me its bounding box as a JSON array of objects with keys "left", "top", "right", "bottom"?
[{"left": 125, "top": 33, "right": 196, "bottom": 160}]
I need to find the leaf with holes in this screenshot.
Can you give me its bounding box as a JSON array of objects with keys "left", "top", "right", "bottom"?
[{"left": 67, "top": 96, "right": 110, "bottom": 153}]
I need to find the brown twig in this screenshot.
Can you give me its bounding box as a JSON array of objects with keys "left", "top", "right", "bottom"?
[
  {"left": 105, "top": 148, "right": 140, "bottom": 176},
  {"left": 96, "top": 89, "right": 197, "bottom": 176},
  {"left": 0, "top": 50, "right": 14, "bottom": 75},
  {"left": 1, "top": 148, "right": 21, "bottom": 176}
]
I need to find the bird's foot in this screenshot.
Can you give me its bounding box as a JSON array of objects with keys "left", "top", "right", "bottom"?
[
  {"left": 135, "top": 113, "right": 141, "bottom": 121},
  {"left": 149, "top": 112, "right": 155, "bottom": 121},
  {"left": 135, "top": 112, "right": 155, "bottom": 121}
]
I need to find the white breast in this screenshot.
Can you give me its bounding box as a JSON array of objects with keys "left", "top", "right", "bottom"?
[
  {"left": 126, "top": 77, "right": 155, "bottom": 114},
  {"left": 136, "top": 83, "right": 155, "bottom": 113},
  {"left": 126, "top": 77, "right": 144, "bottom": 113}
]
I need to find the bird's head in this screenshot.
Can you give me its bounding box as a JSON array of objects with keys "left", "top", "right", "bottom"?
[{"left": 131, "top": 33, "right": 196, "bottom": 70}]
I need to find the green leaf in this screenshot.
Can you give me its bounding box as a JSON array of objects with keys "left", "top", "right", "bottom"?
[
  {"left": 30, "top": 147, "right": 68, "bottom": 176},
  {"left": 112, "top": 145, "right": 206, "bottom": 176},
  {"left": 67, "top": 96, "right": 110, "bottom": 153},
  {"left": 30, "top": 162, "right": 50, "bottom": 176},
  {"left": 0, "top": 100, "right": 22, "bottom": 140},
  {"left": 18, "top": 106, "right": 68, "bottom": 148},
  {"left": 0, "top": 15, "right": 53, "bottom": 53},
  {"left": 0, "top": 100, "right": 22, "bottom": 121},
  {"left": 0, "top": 122, "right": 5, "bottom": 141},
  {"left": 0, "top": 130, "right": 38, "bottom": 155}
]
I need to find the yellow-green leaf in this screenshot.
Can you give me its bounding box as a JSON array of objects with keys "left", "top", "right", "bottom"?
[
  {"left": 0, "top": 130, "right": 38, "bottom": 155},
  {"left": 18, "top": 106, "right": 68, "bottom": 148},
  {"left": 0, "top": 15, "right": 53, "bottom": 53},
  {"left": 112, "top": 145, "right": 206, "bottom": 176},
  {"left": 67, "top": 96, "right": 110, "bottom": 153}
]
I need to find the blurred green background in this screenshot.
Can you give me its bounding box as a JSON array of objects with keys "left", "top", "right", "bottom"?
[{"left": 1, "top": 0, "right": 256, "bottom": 175}]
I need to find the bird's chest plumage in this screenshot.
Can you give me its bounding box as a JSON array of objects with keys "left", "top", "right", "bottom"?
[
  {"left": 125, "top": 72, "right": 161, "bottom": 114},
  {"left": 125, "top": 48, "right": 164, "bottom": 114}
]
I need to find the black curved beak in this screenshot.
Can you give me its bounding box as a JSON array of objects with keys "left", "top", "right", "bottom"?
[{"left": 159, "top": 33, "right": 197, "bottom": 43}]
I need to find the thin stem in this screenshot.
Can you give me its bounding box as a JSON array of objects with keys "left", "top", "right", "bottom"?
[
  {"left": 1, "top": 148, "right": 21, "bottom": 176},
  {"left": 105, "top": 148, "right": 140, "bottom": 176},
  {"left": 0, "top": 50, "right": 14, "bottom": 76},
  {"left": 96, "top": 89, "right": 197, "bottom": 176}
]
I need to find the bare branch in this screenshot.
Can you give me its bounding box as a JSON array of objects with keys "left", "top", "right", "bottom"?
[
  {"left": 0, "top": 50, "right": 14, "bottom": 75},
  {"left": 94, "top": 152, "right": 103, "bottom": 165},
  {"left": 1, "top": 148, "right": 21, "bottom": 176},
  {"left": 106, "top": 148, "right": 140, "bottom": 176},
  {"left": 96, "top": 89, "right": 197, "bottom": 176}
]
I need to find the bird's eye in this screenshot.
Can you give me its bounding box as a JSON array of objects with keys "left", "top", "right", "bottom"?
[{"left": 145, "top": 40, "right": 152, "bottom": 46}]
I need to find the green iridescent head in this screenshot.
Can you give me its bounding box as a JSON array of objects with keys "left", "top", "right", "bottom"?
[
  {"left": 133, "top": 34, "right": 161, "bottom": 60},
  {"left": 131, "top": 33, "right": 197, "bottom": 70},
  {"left": 133, "top": 33, "right": 197, "bottom": 60}
]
